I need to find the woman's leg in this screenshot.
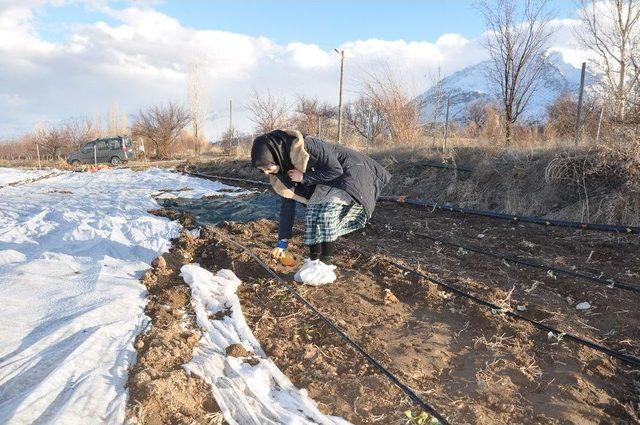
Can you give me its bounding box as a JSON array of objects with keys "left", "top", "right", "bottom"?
[
  {"left": 320, "top": 241, "right": 335, "bottom": 264},
  {"left": 308, "top": 243, "right": 321, "bottom": 260}
]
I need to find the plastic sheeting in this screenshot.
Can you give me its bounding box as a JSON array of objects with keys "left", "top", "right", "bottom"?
[{"left": 181, "top": 264, "right": 350, "bottom": 425}]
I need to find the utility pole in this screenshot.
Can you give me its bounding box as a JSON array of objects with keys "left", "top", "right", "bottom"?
[
  {"left": 229, "top": 99, "right": 233, "bottom": 133},
  {"left": 334, "top": 49, "right": 344, "bottom": 143},
  {"left": 574, "top": 62, "right": 586, "bottom": 147},
  {"left": 193, "top": 121, "right": 199, "bottom": 156},
  {"left": 443, "top": 97, "right": 450, "bottom": 152},
  {"left": 228, "top": 99, "right": 233, "bottom": 153}
]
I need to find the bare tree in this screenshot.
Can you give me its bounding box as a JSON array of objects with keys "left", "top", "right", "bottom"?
[
  {"left": 464, "top": 99, "right": 490, "bottom": 136},
  {"left": 363, "top": 67, "right": 423, "bottom": 145},
  {"left": 187, "top": 63, "right": 209, "bottom": 153},
  {"left": 344, "top": 97, "right": 384, "bottom": 145},
  {"left": 427, "top": 66, "right": 448, "bottom": 145},
  {"left": 293, "top": 96, "right": 335, "bottom": 136},
  {"left": 35, "top": 124, "right": 69, "bottom": 160},
  {"left": 64, "top": 117, "right": 100, "bottom": 151},
  {"left": 107, "top": 102, "right": 123, "bottom": 135},
  {"left": 575, "top": 0, "right": 640, "bottom": 121},
  {"left": 133, "top": 102, "right": 190, "bottom": 159},
  {"left": 247, "top": 89, "right": 289, "bottom": 133},
  {"left": 478, "top": 0, "right": 554, "bottom": 143}
]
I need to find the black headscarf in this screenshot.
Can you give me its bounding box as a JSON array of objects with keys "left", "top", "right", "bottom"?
[{"left": 251, "top": 130, "right": 296, "bottom": 172}]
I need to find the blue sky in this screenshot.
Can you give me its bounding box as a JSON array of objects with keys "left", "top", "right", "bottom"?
[{"left": 37, "top": 0, "right": 579, "bottom": 48}]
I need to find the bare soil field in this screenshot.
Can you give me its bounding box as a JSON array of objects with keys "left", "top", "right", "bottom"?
[{"left": 135, "top": 197, "right": 640, "bottom": 424}]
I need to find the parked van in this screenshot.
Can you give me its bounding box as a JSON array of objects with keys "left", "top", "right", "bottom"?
[{"left": 67, "top": 136, "right": 137, "bottom": 166}]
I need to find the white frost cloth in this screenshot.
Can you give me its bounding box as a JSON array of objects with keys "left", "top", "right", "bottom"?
[
  {"left": 0, "top": 168, "right": 238, "bottom": 424},
  {"left": 181, "top": 264, "right": 350, "bottom": 425},
  {"left": 0, "top": 168, "right": 55, "bottom": 187}
]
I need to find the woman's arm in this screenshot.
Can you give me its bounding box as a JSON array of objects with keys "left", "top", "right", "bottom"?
[
  {"left": 302, "top": 139, "right": 343, "bottom": 186},
  {"left": 278, "top": 197, "right": 296, "bottom": 240}
]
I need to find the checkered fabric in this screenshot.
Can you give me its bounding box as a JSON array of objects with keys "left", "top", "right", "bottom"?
[{"left": 303, "top": 202, "right": 368, "bottom": 245}]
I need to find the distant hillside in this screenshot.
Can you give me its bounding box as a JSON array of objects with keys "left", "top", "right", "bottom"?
[{"left": 418, "top": 52, "right": 597, "bottom": 124}]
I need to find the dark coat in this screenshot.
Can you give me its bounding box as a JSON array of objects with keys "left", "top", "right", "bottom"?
[
  {"left": 302, "top": 136, "right": 391, "bottom": 218},
  {"left": 272, "top": 131, "right": 391, "bottom": 240}
]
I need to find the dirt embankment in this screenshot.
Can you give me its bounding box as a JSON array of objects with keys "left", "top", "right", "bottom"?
[{"left": 190, "top": 145, "right": 640, "bottom": 227}]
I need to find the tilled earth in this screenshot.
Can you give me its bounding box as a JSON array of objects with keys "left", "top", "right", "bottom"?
[{"left": 130, "top": 201, "right": 640, "bottom": 425}]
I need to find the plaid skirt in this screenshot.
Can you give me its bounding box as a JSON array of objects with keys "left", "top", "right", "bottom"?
[{"left": 303, "top": 202, "right": 368, "bottom": 245}]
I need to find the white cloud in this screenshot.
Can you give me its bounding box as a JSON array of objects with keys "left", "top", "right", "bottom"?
[{"left": 0, "top": 2, "right": 587, "bottom": 138}]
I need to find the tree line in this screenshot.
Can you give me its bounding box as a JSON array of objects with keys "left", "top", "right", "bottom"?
[{"left": 2, "top": 0, "right": 640, "bottom": 161}]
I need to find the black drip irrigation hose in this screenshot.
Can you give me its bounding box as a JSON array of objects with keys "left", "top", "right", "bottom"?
[
  {"left": 387, "top": 260, "right": 640, "bottom": 368},
  {"left": 419, "top": 161, "right": 473, "bottom": 173},
  {"left": 327, "top": 235, "right": 640, "bottom": 368},
  {"left": 381, "top": 196, "right": 640, "bottom": 235},
  {"left": 209, "top": 228, "right": 450, "bottom": 425},
  {"left": 413, "top": 232, "right": 640, "bottom": 295},
  {"left": 185, "top": 171, "right": 639, "bottom": 235},
  {"left": 323, "top": 232, "right": 640, "bottom": 369},
  {"left": 185, "top": 171, "right": 640, "bottom": 365}
]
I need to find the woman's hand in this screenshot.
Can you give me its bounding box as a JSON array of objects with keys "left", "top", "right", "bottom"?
[
  {"left": 271, "top": 239, "right": 288, "bottom": 259},
  {"left": 288, "top": 169, "right": 303, "bottom": 183}
]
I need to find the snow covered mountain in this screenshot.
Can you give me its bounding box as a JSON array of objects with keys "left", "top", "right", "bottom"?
[{"left": 418, "top": 52, "right": 596, "bottom": 124}]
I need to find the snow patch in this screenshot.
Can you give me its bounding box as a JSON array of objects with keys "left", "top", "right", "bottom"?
[{"left": 181, "top": 264, "right": 350, "bottom": 425}]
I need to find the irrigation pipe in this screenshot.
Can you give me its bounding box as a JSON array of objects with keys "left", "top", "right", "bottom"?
[
  {"left": 322, "top": 235, "right": 640, "bottom": 368},
  {"left": 417, "top": 161, "right": 472, "bottom": 173},
  {"left": 381, "top": 196, "right": 639, "bottom": 235},
  {"left": 208, "top": 228, "right": 450, "bottom": 425},
  {"left": 413, "top": 232, "right": 640, "bottom": 294},
  {"left": 185, "top": 170, "right": 640, "bottom": 364},
  {"left": 369, "top": 253, "right": 640, "bottom": 368},
  {"left": 185, "top": 171, "right": 639, "bottom": 234}
]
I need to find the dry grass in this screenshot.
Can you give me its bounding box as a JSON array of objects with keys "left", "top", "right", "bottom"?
[{"left": 377, "top": 137, "right": 640, "bottom": 226}]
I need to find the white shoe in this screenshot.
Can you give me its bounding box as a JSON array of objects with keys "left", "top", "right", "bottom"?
[{"left": 294, "top": 259, "right": 337, "bottom": 286}]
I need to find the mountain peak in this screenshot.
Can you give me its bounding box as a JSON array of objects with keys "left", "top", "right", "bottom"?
[{"left": 419, "top": 51, "right": 595, "bottom": 124}]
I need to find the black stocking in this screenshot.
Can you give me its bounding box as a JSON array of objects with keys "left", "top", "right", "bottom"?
[
  {"left": 308, "top": 243, "right": 321, "bottom": 260},
  {"left": 320, "top": 241, "right": 335, "bottom": 264}
]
